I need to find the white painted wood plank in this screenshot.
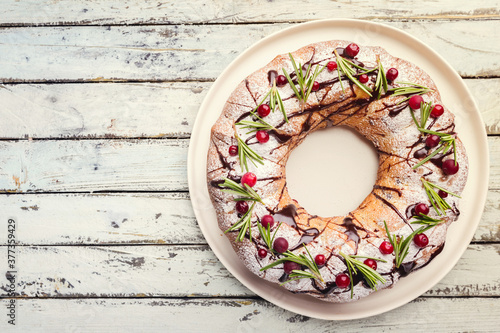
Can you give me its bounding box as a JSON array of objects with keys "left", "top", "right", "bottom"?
[
  {"left": 1, "top": 0, "right": 499, "bottom": 25},
  {"left": 0, "top": 79, "right": 498, "bottom": 140},
  {"left": 0, "top": 136, "right": 498, "bottom": 192},
  {"left": 0, "top": 82, "right": 205, "bottom": 139},
  {"left": 0, "top": 190, "right": 497, "bottom": 246},
  {"left": 0, "top": 21, "right": 498, "bottom": 82},
  {"left": 0, "top": 139, "right": 188, "bottom": 192},
  {"left": 0, "top": 193, "right": 204, "bottom": 245},
  {"left": 0, "top": 244, "right": 497, "bottom": 298},
  {"left": 0, "top": 297, "right": 499, "bottom": 332},
  {"left": 465, "top": 79, "right": 500, "bottom": 135}
]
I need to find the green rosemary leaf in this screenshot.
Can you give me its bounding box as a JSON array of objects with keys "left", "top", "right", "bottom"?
[
  {"left": 374, "top": 58, "right": 388, "bottom": 99},
  {"left": 283, "top": 67, "right": 301, "bottom": 99},
  {"left": 260, "top": 247, "right": 323, "bottom": 284},
  {"left": 225, "top": 201, "right": 256, "bottom": 242},
  {"left": 285, "top": 54, "right": 325, "bottom": 104},
  {"left": 388, "top": 81, "right": 433, "bottom": 97},
  {"left": 334, "top": 50, "right": 373, "bottom": 97},
  {"left": 236, "top": 119, "right": 275, "bottom": 134},
  {"left": 219, "top": 178, "right": 263, "bottom": 203},
  {"left": 419, "top": 102, "right": 433, "bottom": 129},
  {"left": 236, "top": 134, "right": 264, "bottom": 172},
  {"left": 411, "top": 214, "right": 444, "bottom": 233},
  {"left": 383, "top": 221, "right": 424, "bottom": 268},
  {"left": 339, "top": 252, "right": 387, "bottom": 298},
  {"left": 412, "top": 145, "right": 445, "bottom": 170},
  {"left": 276, "top": 87, "right": 288, "bottom": 123}
]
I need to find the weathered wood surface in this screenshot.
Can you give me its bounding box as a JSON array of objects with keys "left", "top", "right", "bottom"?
[
  {"left": 1, "top": 0, "right": 500, "bottom": 25},
  {"left": 0, "top": 0, "right": 498, "bottom": 329},
  {"left": 0, "top": 137, "right": 498, "bottom": 193},
  {"left": 1, "top": 79, "right": 498, "bottom": 139},
  {"left": 1, "top": 297, "right": 499, "bottom": 332},
  {"left": 0, "top": 244, "right": 498, "bottom": 298},
  {"left": 0, "top": 139, "right": 188, "bottom": 192},
  {"left": 0, "top": 190, "right": 498, "bottom": 246},
  {"left": 0, "top": 21, "right": 499, "bottom": 82}
]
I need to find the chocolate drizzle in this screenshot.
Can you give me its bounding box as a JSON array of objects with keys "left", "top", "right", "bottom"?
[
  {"left": 373, "top": 185, "right": 402, "bottom": 197},
  {"left": 414, "top": 147, "right": 428, "bottom": 159},
  {"left": 341, "top": 218, "right": 360, "bottom": 253},
  {"left": 406, "top": 204, "right": 417, "bottom": 219},
  {"left": 373, "top": 192, "right": 408, "bottom": 224},
  {"left": 387, "top": 102, "right": 409, "bottom": 117},
  {"left": 290, "top": 228, "right": 320, "bottom": 251},
  {"left": 274, "top": 204, "right": 298, "bottom": 229},
  {"left": 267, "top": 70, "right": 278, "bottom": 85}
]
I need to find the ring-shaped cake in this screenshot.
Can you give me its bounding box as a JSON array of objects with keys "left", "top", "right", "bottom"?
[{"left": 206, "top": 40, "right": 468, "bottom": 302}]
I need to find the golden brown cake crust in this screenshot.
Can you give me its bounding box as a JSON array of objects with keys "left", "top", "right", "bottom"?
[{"left": 206, "top": 40, "right": 468, "bottom": 303}]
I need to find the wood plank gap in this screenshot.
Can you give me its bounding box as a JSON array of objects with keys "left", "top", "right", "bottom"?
[
  {"left": 0, "top": 18, "right": 499, "bottom": 28},
  {"left": 0, "top": 190, "right": 190, "bottom": 195},
  {"left": 0, "top": 78, "right": 217, "bottom": 84},
  {"left": 1, "top": 295, "right": 498, "bottom": 301}
]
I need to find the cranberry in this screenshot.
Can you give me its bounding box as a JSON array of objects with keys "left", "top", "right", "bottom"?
[
  {"left": 408, "top": 95, "right": 424, "bottom": 110},
  {"left": 425, "top": 135, "right": 441, "bottom": 148},
  {"left": 438, "top": 190, "right": 448, "bottom": 198},
  {"left": 386, "top": 68, "right": 399, "bottom": 81},
  {"left": 283, "top": 261, "right": 301, "bottom": 274},
  {"left": 315, "top": 254, "right": 326, "bottom": 266},
  {"left": 256, "top": 130, "right": 269, "bottom": 143},
  {"left": 276, "top": 75, "right": 287, "bottom": 87},
  {"left": 414, "top": 233, "right": 429, "bottom": 247},
  {"left": 257, "top": 104, "right": 271, "bottom": 117},
  {"left": 327, "top": 61, "right": 337, "bottom": 71},
  {"left": 414, "top": 203, "right": 430, "bottom": 216},
  {"left": 258, "top": 248, "right": 267, "bottom": 258},
  {"left": 312, "top": 81, "right": 320, "bottom": 91},
  {"left": 380, "top": 241, "right": 394, "bottom": 254},
  {"left": 335, "top": 273, "right": 350, "bottom": 288},
  {"left": 273, "top": 237, "right": 289, "bottom": 253},
  {"left": 442, "top": 159, "right": 459, "bottom": 175},
  {"left": 261, "top": 215, "right": 274, "bottom": 229},
  {"left": 228, "top": 145, "right": 238, "bottom": 156},
  {"left": 431, "top": 104, "right": 444, "bottom": 118},
  {"left": 358, "top": 74, "right": 369, "bottom": 84},
  {"left": 241, "top": 172, "right": 257, "bottom": 187},
  {"left": 345, "top": 43, "right": 360, "bottom": 58},
  {"left": 363, "top": 259, "right": 377, "bottom": 270},
  {"left": 235, "top": 201, "right": 249, "bottom": 214}
]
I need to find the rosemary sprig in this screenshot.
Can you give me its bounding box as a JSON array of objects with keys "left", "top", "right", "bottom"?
[
  {"left": 374, "top": 57, "right": 388, "bottom": 99},
  {"left": 269, "top": 80, "right": 288, "bottom": 122},
  {"left": 225, "top": 202, "right": 256, "bottom": 242},
  {"left": 388, "top": 81, "right": 433, "bottom": 103},
  {"left": 339, "top": 252, "right": 387, "bottom": 298},
  {"left": 236, "top": 119, "right": 275, "bottom": 134},
  {"left": 420, "top": 128, "right": 457, "bottom": 163},
  {"left": 235, "top": 133, "right": 264, "bottom": 172},
  {"left": 257, "top": 220, "right": 282, "bottom": 250},
  {"left": 218, "top": 178, "right": 263, "bottom": 203},
  {"left": 260, "top": 246, "right": 323, "bottom": 284},
  {"left": 411, "top": 214, "right": 444, "bottom": 233},
  {"left": 283, "top": 53, "right": 325, "bottom": 105},
  {"left": 421, "top": 178, "right": 460, "bottom": 216},
  {"left": 334, "top": 50, "right": 372, "bottom": 96},
  {"left": 412, "top": 131, "right": 457, "bottom": 170},
  {"left": 409, "top": 101, "right": 433, "bottom": 130},
  {"left": 219, "top": 178, "right": 263, "bottom": 242},
  {"left": 383, "top": 221, "right": 424, "bottom": 268}
]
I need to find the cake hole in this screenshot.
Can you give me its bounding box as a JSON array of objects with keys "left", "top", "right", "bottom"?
[{"left": 286, "top": 126, "right": 378, "bottom": 217}]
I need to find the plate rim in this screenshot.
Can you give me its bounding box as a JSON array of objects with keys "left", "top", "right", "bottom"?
[{"left": 187, "top": 18, "right": 490, "bottom": 320}]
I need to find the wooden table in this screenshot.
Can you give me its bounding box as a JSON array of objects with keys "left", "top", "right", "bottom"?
[{"left": 0, "top": 1, "right": 499, "bottom": 331}]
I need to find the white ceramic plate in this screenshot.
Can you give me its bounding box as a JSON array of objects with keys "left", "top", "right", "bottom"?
[{"left": 187, "top": 19, "right": 489, "bottom": 320}]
